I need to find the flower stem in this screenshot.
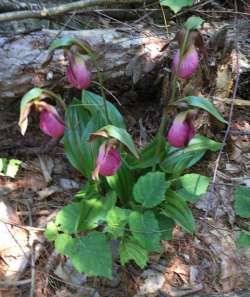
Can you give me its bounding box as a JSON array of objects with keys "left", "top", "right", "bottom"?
[
  {"left": 153, "top": 29, "right": 191, "bottom": 170},
  {"left": 76, "top": 41, "right": 111, "bottom": 124},
  {"left": 44, "top": 89, "right": 67, "bottom": 111}
]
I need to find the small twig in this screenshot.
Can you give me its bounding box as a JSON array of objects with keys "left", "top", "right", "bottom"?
[
  {"left": 208, "top": 0, "right": 240, "bottom": 214},
  {"left": 92, "top": 80, "right": 122, "bottom": 106},
  {"left": 0, "top": 0, "right": 145, "bottom": 22},
  {"left": 0, "top": 279, "right": 31, "bottom": 287}
]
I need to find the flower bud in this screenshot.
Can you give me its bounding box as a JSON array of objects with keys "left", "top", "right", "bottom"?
[
  {"left": 93, "top": 142, "right": 121, "bottom": 179},
  {"left": 66, "top": 52, "right": 91, "bottom": 89},
  {"left": 39, "top": 108, "right": 64, "bottom": 138},
  {"left": 172, "top": 45, "right": 199, "bottom": 80},
  {"left": 167, "top": 112, "right": 195, "bottom": 148}
]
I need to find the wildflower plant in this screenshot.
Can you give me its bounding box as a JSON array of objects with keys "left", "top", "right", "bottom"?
[{"left": 19, "top": 16, "right": 227, "bottom": 279}]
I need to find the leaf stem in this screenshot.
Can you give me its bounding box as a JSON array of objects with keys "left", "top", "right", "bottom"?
[{"left": 44, "top": 89, "right": 67, "bottom": 111}]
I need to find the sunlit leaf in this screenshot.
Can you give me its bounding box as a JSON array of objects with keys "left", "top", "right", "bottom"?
[
  {"left": 185, "top": 96, "right": 227, "bottom": 124},
  {"left": 160, "top": 0, "right": 193, "bottom": 13}
]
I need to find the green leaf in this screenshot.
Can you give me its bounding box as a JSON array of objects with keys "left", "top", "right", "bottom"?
[
  {"left": 106, "top": 160, "right": 135, "bottom": 204},
  {"left": 78, "top": 192, "right": 117, "bottom": 231},
  {"left": 55, "top": 202, "right": 84, "bottom": 234},
  {"left": 127, "top": 136, "right": 167, "bottom": 169},
  {"left": 69, "top": 232, "right": 112, "bottom": 279},
  {"left": 129, "top": 211, "right": 161, "bottom": 252},
  {"left": 82, "top": 91, "right": 125, "bottom": 129},
  {"left": 19, "top": 88, "right": 44, "bottom": 135},
  {"left": 119, "top": 237, "right": 148, "bottom": 268},
  {"left": 133, "top": 172, "right": 168, "bottom": 208},
  {"left": 176, "top": 174, "right": 210, "bottom": 202},
  {"left": 44, "top": 221, "right": 58, "bottom": 241},
  {"left": 157, "top": 214, "right": 175, "bottom": 240},
  {"left": 55, "top": 233, "right": 75, "bottom": 255},
  {"left": 64, "top": 92, "right": 125, "bottom": 179},
  {"left": 74, "top": 181, "right": 99, "bottom": 201},
  {"left": 91, "top": 125, "right": 139, "bottom": 159},
  {"left": 234, "top": 186, "right": 250, "bottom": 218},
  {"left": 20, "top": 88, "right": 43, "bottom": 114},
  {"left": 0, "top": 158, "right": 22, "bottom": 178},
  {"left": 237, "top": 231, "right": 250, "bottom": 248},
  {"left": 163, "top": 190, "right": 195, "bottom": 233},
  {"left": 160, "top": 0, "right": 193, "bottom": 13},
  {"left": 48, "top": 36, "right": 75, "bottom": 54},
  {"left": 105, "top": 207, "right": 130, "bottom": 238},
  {"left": 184, "top": 16, "right": 204, "bottom": 31},
  {"left": 64, "top": 98, "right": 104, "bottom": 178},
  {"left": 185, "top": 96, "right": 227, "bottom": 124},
  {"left": 161, "top": 135, "right": 221, "bottom": 175}
]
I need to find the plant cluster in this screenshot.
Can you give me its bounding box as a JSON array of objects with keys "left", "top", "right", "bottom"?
[{"left": 18, "top": 15, "right": 228, "bottom": 278}]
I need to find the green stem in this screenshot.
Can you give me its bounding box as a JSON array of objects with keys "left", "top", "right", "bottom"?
[
  {"left": 153, "top": 29, "right": 191, "bottom": 171},
  {"left": 76, "top": 41, "right": 111, "bottom": 124},
  {"left": 44, "top": 89, "right": 67, "bottom": 111}
]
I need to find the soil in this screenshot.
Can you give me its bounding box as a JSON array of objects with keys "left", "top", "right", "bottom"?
[{"left": 1, "top": 1, "right": 250, "bottom": 297}]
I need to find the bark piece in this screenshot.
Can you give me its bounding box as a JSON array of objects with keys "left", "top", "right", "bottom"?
[{"left": 0, "top": 27, "right": 166, "bottom": 100}]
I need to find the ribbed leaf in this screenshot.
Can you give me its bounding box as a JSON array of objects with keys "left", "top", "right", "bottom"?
[
  {"left": 160, "top": 0, "right": 193, "bottom": 13},
  {"left": 119, "top": 237, "right": 148, "bottom": 268},
  {"left": 185, "top": 96, "right": 227, "bottom": 123},
  {"left": 163, "top": 190, "right": 195, "bottom": 233}
]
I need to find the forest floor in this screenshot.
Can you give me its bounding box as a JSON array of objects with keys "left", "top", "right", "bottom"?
[{"left": 1, "top": 1, "right": 250, "bottom": 297}]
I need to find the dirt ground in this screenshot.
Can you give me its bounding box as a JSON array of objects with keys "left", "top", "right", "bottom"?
[{"left": 1, "top": 1, "right": 250, "bottom": 296}]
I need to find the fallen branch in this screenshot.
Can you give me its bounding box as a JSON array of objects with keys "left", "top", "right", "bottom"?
[
  {"left": 0, "top": 27, "right": 166, "bottom": 100},
  {"left": 0, "top": 0, "right": 145, "bottom": 22}
]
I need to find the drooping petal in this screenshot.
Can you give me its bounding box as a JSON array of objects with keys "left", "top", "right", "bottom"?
[
  {"left": 67, "top": 52, "right": 91, "bottom": 89},
  {"left": 172, "top": 46, "right": 199, "bottom": 80},
  {"left": 94, "top": 142, "right": 121, "bottom": 178},
  {"left": 39, "top": 109, "right": 64, "bottom": 138},
  {"left": 167, "top": 119, "right": 190, "bottom": 148},
  {"left": 167, "top": 112, "right": 196, "bottom": 148}
]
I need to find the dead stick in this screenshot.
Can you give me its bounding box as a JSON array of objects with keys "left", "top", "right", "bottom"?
[{"left": 0, "top": 0, "right": 145, "bottom": 22}]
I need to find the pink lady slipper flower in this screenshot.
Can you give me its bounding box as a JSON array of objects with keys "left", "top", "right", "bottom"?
[
  {"left": 39, "top": 103, "right": 64, "bottom": 138},
  {"left": 66, "top": 52, "right": 91, "bottom": 89},
  {"left": 167, "top": 112, "right": 195, "bottom": 148},
  {"left": 93, "top": 141, "right": 121, "bottom": 180},
  {"left": 172, "top": 45, "right": 199, "bottom": 80}
]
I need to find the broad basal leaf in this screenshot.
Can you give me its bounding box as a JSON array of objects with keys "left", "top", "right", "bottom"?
[
  {"left": 106, "top": 160, "right": 135, "bottom": 205},
  {"left": 160, "top": 0, "right": 194, "bottom": 13},
  {"left": 82, "top": 90, "right": 125, "bottom": 129},
  {"left": 133, "top": 171, "right": 168, "bottom": 208},
  {"left": 64, "top": 99, "right": 104, "bottom": 178},
  {"left": 161, "top": 135, "right": 221, "bottom": 176},
  {"left": 44, "top": 221, "right": 58, "bottom": 241},
  {"left": 55, "top": 233, "right": 75, "bottom": 255},
  {"left": 119, "top": 237, "right": 148, "bottom": 268},
  {"left": 234, "top": 186, "right": 250, "bottom": 218},
  {"left": 69, "top": 232, "right": 112, "bottom": 279},
  {"left": 185, "top": 96, "right": 227, "bottom": 124},
  {"left": 129, "top": 211, "right": 161, "bottom": 252},
  {"left": 163, "top": 190, "right": 195, "bottom": 233}
]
